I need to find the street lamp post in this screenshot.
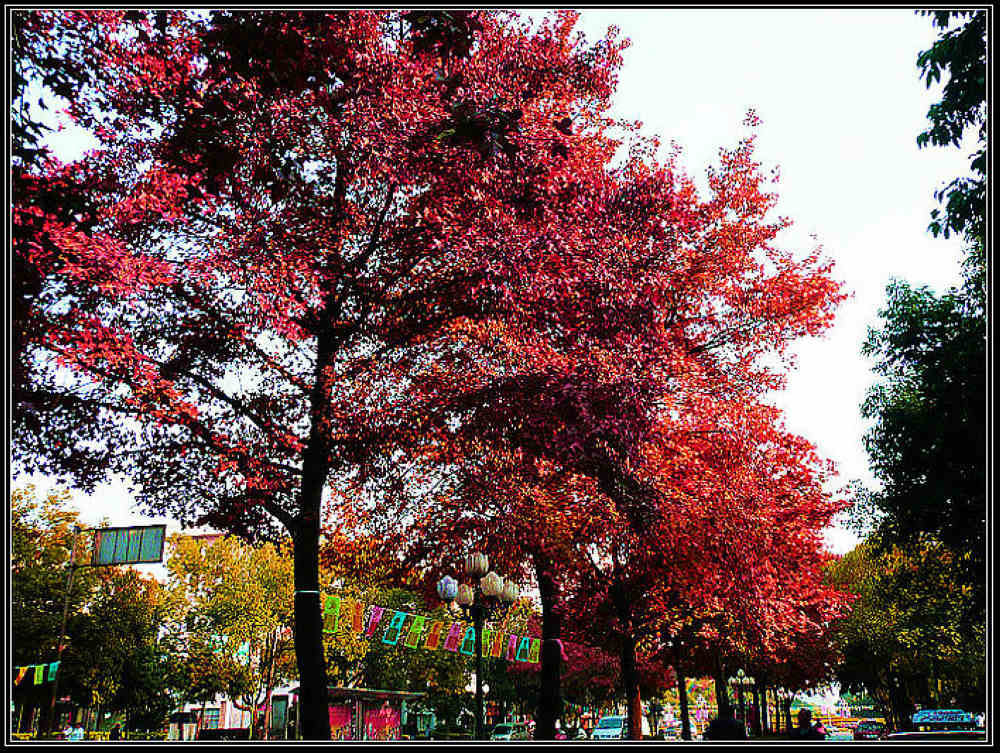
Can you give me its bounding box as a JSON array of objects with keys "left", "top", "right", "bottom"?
[
  {"left": 437, "top": 552, "right": 519, "bottom": 741},
  {"left": 776, "top": 687, "right": 795, "bottom": 733},
  {"left": 649, "top": 700, "right": 662, "bottom": 738},
  {"left": 727, "top": 670, "right": 755, "bottom": 737}
]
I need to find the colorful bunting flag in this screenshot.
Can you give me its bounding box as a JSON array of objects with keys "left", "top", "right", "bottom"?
[
  {"left": 404, "top": 616, "right": 426, "bottom": 648},
  {"left": 423, "top": 621, "right": 444, "bottom": 650},
  {"left": 48, "top": 662, "right": 60, "bottom": 681},
  {"left": 490, "top": 631, "right": 505, "bottom": 658},
  {"left": 350, "top": 600, "right": 364, "bottom": 633},
  {"left": 515, "top": 636, "right": 532, "bottom": 662},
  {"left": 365, "top": 606, "right": 386, "bottom": 636},
  {"left": 382, "top": 611, "right": 408, "bottom": 645},
  {"left": 323, "top": 595, "right": 341, "bottom": 633},
  {"left": 459, "top": 626, "right": 477, "bottom": 656},
  {"left": 527, "top": 638, "right": 541, "bottom": 663},
  {"left": 443, "top": 622, "right": 464, "bottom": 652},
  {"left": 15, "top": 667, "right": 28, "bottom": 684},
  {"left": 33, "top": 665, "right": 44, "bottom": 685},
  {"left": 482, "top": 629, "right": 493, "bottom": 656},
  {"left": 318, "top": 592, "right": 583, "bottom": 665}
]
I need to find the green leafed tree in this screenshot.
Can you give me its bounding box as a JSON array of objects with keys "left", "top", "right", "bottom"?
[
  {"left": 916, "top": 11, "right": 986, "bottom": 247},
  {"left": 62, "top": 569, "right": 174, "bottom": 731},
  {"left": 851, "top": 8, "right": 987, "bottom": 694},
  {"left": 860, "top": 280, "right": 986, "bottom": 612},
  {"left": 163, "top": 534, "right": 297, "bottom": 736},
  {"left": 12, "top": 486, "right": 97, "bottom": 667},
  {"left": 12, "top": 486, "right": 171, "bottom": 733},
  {"left": 828, "top": 538, "right": 986, "bottom": 726}
]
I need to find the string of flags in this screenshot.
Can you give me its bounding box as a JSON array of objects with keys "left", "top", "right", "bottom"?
[
  {"left": 13, "top": 662, "right": 59, "bottom": 686},
  {"left": 323, "top": 595, "right": 569, "bottom": 664}
]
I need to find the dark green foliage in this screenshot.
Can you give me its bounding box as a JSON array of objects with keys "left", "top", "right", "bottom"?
[
  {"left": 829, "top": 540, "right": 986, "bottom": 724},
  {"left": 915, "top": 11, "right": 986, "bottom": 245},
  {"left": 842, "top": 11, "right": 988, "bottom": 724},
  {"left": 12, "top": 487, "right": 173, "bottom": 729},
  {"left": 860, "top": 280, "right": 986, "bottom": 620}
]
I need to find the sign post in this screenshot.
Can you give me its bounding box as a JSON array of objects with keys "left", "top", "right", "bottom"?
[
  {"left": 46, "top": 526, "right": 80, "bottom": 736},
  {"left": 43, "top": 524, "right": 167, "bottom": 735},
  {"left": 91, "top": 524, "right": 167, "bottom": 566}
]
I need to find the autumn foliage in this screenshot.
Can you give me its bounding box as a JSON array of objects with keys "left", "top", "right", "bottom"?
[{"left": 14, "top": 10, "right": 848, "bottom": 739}]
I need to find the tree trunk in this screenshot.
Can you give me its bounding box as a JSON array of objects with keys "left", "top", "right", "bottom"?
[
  {"left": 753, "top": 682, "right": 763, "bottom": 736},
  {"left": 675, "top": 661, "right": 691, "bottom": 740},
  {"left": 292, "top": 331, "right": 334, "bottom": 741},
  {"left": 619, "top": 633, "right": 643, "bottom": 740},
  {"left": 533, "top": 553, "right": 562, "bottom": 741},
  {"left": 714, "top": 655, "right": 730, "bottom": 716},
  {"left": 262, "top": 630, "right": 277, "bottom": 740},
  {"left": 770, "top": 687, "right": 777, "bottom": 734},
  {"left": 292, "top": 511, "right": 329, "bottom": 739},
  {"left": 754, "top": 683, "right": 763, "bottom": 734}
]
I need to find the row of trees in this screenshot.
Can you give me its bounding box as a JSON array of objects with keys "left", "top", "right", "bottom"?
[
  {"left": 11, "top": 486, "right": 642, "bottom": 737},
  {"left": 13, "top": 10, "right": 851, "bottom": 738},
  {"left": 14, "top": 486, "right": 173, "bottom": 734},
  {"left": 832, "top": 9, "right": 986, "bottom": 725}
]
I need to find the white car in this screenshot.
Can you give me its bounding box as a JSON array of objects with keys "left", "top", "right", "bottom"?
[
  {"left": 591, "top": 716, "right": 626, "bottom": 740},
  {"left": 591, "top": 716, "right": 651, "bottom": 740},
  {"left": 489, "top": 723, "right": 530, "bottom": 741}
]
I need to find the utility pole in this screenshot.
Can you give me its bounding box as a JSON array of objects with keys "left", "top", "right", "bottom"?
[{"left": 46, "top": 526, "right": 80, "bottom": 736}]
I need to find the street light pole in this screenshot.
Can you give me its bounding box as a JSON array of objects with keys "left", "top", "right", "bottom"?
[
  {"left": 473, "top": 601, "right": 484, "bottom": 741},
  {"left": 437, "top": 553, "right": 518, "bottom": 742},
  {"left": 738, "top": 685, "right": 745, "bottom": 732},
  {"left": 728, "top": 669, "right": 754, "bottom": 738}
]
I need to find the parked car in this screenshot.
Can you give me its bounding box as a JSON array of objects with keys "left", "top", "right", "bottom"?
[
  {"left": 489, "top": 723, "right": 530, "bottom": 741},
  {"left": 590, "top": 715, "right": 651, "bottom": 740},
  {"left": 853, "top": 720, "right": 886, "bottom": 740},
  {"left": 910, "top": 709, "right": 976, "bottom": 732},
  {"left": 824, "top": 725, "right": 853, "bottom": 741},
  {"left": 887, "top": 730, "right": 986, "bottom": 741},
  {"left": 591, "top": 716, "right": 626, "bottom": 740}
]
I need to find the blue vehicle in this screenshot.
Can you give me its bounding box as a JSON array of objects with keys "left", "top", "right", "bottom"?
[{"left": 911, "top": 709, "right": 975, "bottom": 732}]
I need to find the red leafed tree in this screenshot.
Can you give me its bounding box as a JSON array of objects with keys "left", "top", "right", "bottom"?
[
  {"left": 12, "top": 9, "right": 643, "bottom": 737},
  {"left": 355, "top": 112, "right": 845, "bottom": 734},
  {"left": 624, "top": 398, "right": 850, "bottom": 738},
  {"left": 14, "top": 10, "right": 846, "bottom": 741}
]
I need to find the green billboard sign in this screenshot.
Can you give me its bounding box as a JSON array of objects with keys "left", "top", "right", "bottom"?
[{"left": 91, "top": 524, "right": 166, "bottom": 566}]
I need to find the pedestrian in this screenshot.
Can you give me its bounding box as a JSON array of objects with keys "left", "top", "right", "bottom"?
[
  {"left": 61, "top": 723, "right": 73, "bottom": 740},
  {"left": 789, "top": 708, "right": 824, "bottom": 740},
  {"left": 69, "top": 723, "right": 85, "bottom": 741},
  {"left": 703, "top": 708, "right": 747, "bottom": 740},
  {"left": 109, "top": 723, "right": 123, "bottom": 741},
  {"left": 554, "top": 720, "right": 566, "bottom": 740}
]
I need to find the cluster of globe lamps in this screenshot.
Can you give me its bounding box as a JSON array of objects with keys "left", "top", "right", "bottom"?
[
  {"left": 436, "top": 552, "right": 519, "bottom": 740},
  {"left": 436, "top": 552, "right": 520, "bottom": 608}
]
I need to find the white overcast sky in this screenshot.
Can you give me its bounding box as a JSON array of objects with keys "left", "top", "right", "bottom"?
[{"left": 15, "top": 9, "right": 973, "bottom": 561}]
